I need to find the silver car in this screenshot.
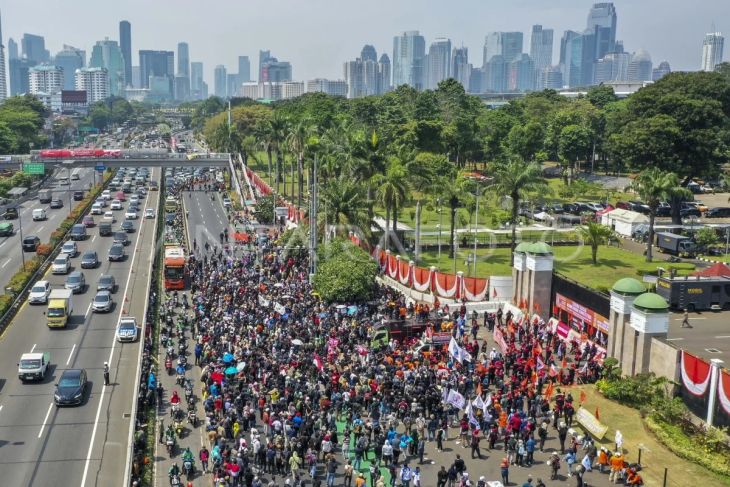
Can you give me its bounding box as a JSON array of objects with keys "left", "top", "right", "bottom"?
[{"left": 92, "top": 290, "right": 112, "bottom": 312}]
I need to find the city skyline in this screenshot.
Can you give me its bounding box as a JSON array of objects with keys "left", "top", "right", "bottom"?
[{"left": 2, "top": 0, "right": 728, "bottom": 89}]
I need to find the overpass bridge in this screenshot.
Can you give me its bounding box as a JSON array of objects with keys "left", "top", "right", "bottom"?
[{"left": 0, "top": 153, "right": 232, "bottom": 170}]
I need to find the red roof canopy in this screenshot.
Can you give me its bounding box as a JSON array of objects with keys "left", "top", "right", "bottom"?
[{"left": 693, "top": 262, "right": 730, "bottom": 277}]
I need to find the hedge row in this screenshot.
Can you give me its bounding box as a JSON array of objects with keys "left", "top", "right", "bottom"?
[{"left": 0, "top": 171, "right": 112, "bottom": 319}]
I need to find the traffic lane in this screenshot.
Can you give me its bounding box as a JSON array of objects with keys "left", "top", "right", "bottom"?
[
  {"left": 186, "top": 190, "right": 229, "bottom": 249},
  {"left": 0, "top": 186, "right": 152, "bottom": 486},
  {"left": 24, "top": 182, "right": 157, "bottom": 487},
  {"left": 667, "top": 309, "right": 730, "bottom": 363}
]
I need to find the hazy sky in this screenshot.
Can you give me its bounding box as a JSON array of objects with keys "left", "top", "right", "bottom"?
[{"left": 3, "top": 0, "right": 729, "bottom": 86}]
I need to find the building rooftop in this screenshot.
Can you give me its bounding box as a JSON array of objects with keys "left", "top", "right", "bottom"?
[
  {"left": 612, "top": 277, "right": 645, "bottom": 295},
  {"left": 633, "top": 292, "right": 669, "bottom": 311}
]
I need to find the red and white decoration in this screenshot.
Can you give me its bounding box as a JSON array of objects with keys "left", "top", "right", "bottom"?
[
  {"left": 719, "top": 369, "right": 730, "bottom": 415},
  {"left": 680, "top": 351, "right": 712, "bottom": 397}
]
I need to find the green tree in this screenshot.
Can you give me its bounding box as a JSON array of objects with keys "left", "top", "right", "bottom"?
[
  {"left": 313, "top": 239, "right": 378, "bottom": 303},
  {"left": 586, "top": 85, "right": 618, "bottom": 108},
  {"left": 558, "top": 124, "right": 593, "bottom": 182},
  {"left": 694, "top": 227, "right": 719, "bottom": 250},
  {"left": 373, "top": 158, "right": 410, "bottom": 249},
  {"left": 254, "top": 194, "right": 275, "bottom": 224},
  {"left": 490, "top": 158, "right": 548, "bottom": 264},
  {"left": 578, "top": 222, "right": 617, "bottom": 264},
  {"left": 507, "top": 121, "right": 544, "bottom": 162},
  {"left": 319, "top": 177, "right": 369, "bottom": 236},
  {"left": 631, "top": 168, "right": 691, "bottom": 261},
  {"left": 436, "top": 174, "right": 471, "bottom": 258}
]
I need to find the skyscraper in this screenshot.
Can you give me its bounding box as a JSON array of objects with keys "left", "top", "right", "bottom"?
[
  {"left": 560, "top": 30, "right": 583, "bottom": 87},
  {"left": 587, "top": 2, "right": 617, "bottom": 59},
  {"left": 508, "top": 54, "right": 535, "bottom": 92},
  {"left": 90, "top": 38, "right": 126, "bottom": 96},
  {"left": 75, "top": 67, "right": 109, "bottom": 103},
  {"left": 29, "top": 65, "right": 63, "bottom": 95},
  {"left": 119, "top": 21, "right": 132, "bottom": 87},
  {"left": 530, "top": 25, "right": 554, "bottom": 73},
  {"left": 7, "top": 37, "right": 17, "bottom": 61},
  {"left": 483, "top": 32, "right": 524, "bottom": 66},
  {"left": 55, "top": 45, "right": 86, "bottom": 90},
  {"left": 177, "top": 42, "right": 190, "bottom": 77},
  {"left": 261, "top": 60, "right": 292, "bottom": 82},
  {"left": 426, "top": 38, "right": 452, "bottom": 90},
  {"left": 0, "top": 10, "right": 6, "bottom": 101},
  {"left": 258, "top": 50, "right": 271, "bottom": 81},
  {"left": 344, "top": 46, "right": 392, "bottom": 98},
  {"left": 361, "top": 45, "right": 377, "bottom": 63},
  {"left": 378, "top": 54, "right": 391, "bottom": 94},
  {"left": 190, "top": 62, "right": 204, "bottom": 100},
  {"left": 594, "top": 51, "right": 630, "bottom": 83},
  {"left": 21, "top": 33, "right": 49, "bottom": 64},
  {"left": 138, "top": 50, "right": 174, "bottom": 89},
  {"left": 652, "top": 61, "right": 671, "bottom": 81},
  {"left": 701, "top": 32, "right": 724, "bottom": 71},
  {"left": 238, "top": 56, "right": 251, "bottom": 82},
  {"left": 392, "top": 31, "right": 426, "bottom": 90},
  {"left": 214, "top": 65, "right": 227, "bottom": 98},
  {"left": 451, "top": 47, "right": 470, "bottom": 89},
  {"left": 628, "top": 49, "right": 653, "bottom": 82}
]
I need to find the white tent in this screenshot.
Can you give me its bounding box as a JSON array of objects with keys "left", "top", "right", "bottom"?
[{"left": 601, "top": 208, "right": 649, "bottom": 237}]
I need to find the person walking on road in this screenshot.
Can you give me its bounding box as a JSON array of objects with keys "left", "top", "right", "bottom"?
[
  {"left": 681, "top": 308, "right": 693, "bottom": 328},
  {"left": 103, "top": 362, "right": 110, "bottom": 386}
]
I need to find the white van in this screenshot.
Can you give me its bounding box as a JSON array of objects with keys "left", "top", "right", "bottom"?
[{"left": 32, "top": 208, "right": 46, "bottom": 221}]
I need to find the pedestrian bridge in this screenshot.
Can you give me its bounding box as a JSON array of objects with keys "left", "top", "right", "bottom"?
[{"left": 0, "top": 153, "right": 232, "bottom": 170}]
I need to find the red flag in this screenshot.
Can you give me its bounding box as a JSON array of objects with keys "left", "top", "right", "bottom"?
[
  {"left": 493, "top": 287, "right": 498, "bottom": 298},
  {"left": 580, "top": 390, "right": 587, "bottom": 404},
  {"left": 549, "top": 364, "right": 559, "bottom": 377},
  {"left": 595, "top": 407, "right": 600, "bottom": 420},
  {"left": 313, "top": 353, "right": 324, "bottom": 372},
  {"left": 536, "top": 356, "right": 545, "bottom": 371}
]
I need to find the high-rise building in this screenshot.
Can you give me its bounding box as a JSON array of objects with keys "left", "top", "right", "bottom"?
[
  {"left": 530, "top": 25, "right": 554, "bottom": 74},
  {"left": 75, "top": 67, "right": 109, "bottom": 103},
  {"left": 652, "top": 61, "right": 671, "bottom": 81},
  {"left": 628, "top": 49, "right": 653, "bottom": 82},
  {"left": 560, "top": 30, "right": 595, "bottom": 88},
  {"left": 90, "top": 38, "right": 126, "bottom": 96},
  {"left": 119, "top": 21, "right": 132, "bottom": 87},
  {"left": 378, "top": 54, "right": 391, "bottom": 94},
  {"left": 131, "top": 66, "right": 141, "bottom": 88},
  {"left": 393, "top": 31, "right": 426, "bottom": 90},
  {"left": 8, "top": 37, "right": 17, "bottom": 61},
  {"left": 175, "top": 76, "right": 190, "bottom": 101},
  {"left": 29, "top": 65, "right": 63, "bottom": 96},
  {"left": 238, "top": 56, "right": 250, "bottom": 82},
  {"left": 594, "top": 51, "right": 630, "bottom": 83},
  {"left": 538, "top": 66, "right": 563, "bottom": 90},
  {"left": 508, "top": 54, "right": 535, "bottom": 92},
  {"left": 484, "top": 55, "right": 507, "bottom": 92},
  {"left": 484, "top": 32, "right": 524, "bottom": 66},
  {"left": 190, "top": 62, "right": 204, "bottom": 99},
  {"left": 281, "top": 81, "right": 305, "bottom": 99},
  {"left": 587, "top": 2, "right": 617, "bottom": 60},
  {"left": 258, "top": 50, "right": 271, "bottom": 81},
  {"left": 177, "top": 42, "right": 190, "bottom": 77},
  {"left": 138, "top": 50, "right": 174, "bottom": 90},
  {"left": 701, "top": 32, "right": 724, "bottom": 71},
  {"left": 451, "top": 47, "right": 470, "bottom": 89},
  {"left": 9, "top": 59, "right": 34, "bottom": 95},
  {"left": 261, "top": 60, "right": 292, "bottom": 82},
  {"left": 344, "top": 46, "right": 391, "bottom": 98},
  {"left": 426, "top": 38, "right": 452, "bottom": 89},
  {"left": 468, "top": 68, "right": 484, "bottom": 94},
  {"left": 361, "top": 45, "right": 377, "bottom": 63},
  {"left": 0, "top": 10, "right": 6, "bottom": 101},
  {"left": 227, "top": 73, "right": 241, "bottom": 97},
  {"left": 214, "top": 65, "right": 227, "bottom": 98},
  {"left": 307, "top": 79, "right": 347, "bottom": 97},
  {"left": 21, "top": 33, "right": 49, "bottom": 64},
  {"left": 55, "top": 45, "right": 86, "bottom": 90}
]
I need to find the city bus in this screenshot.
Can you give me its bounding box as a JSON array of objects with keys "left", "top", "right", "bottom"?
[
  {"left": 163, "top": 246, "right": 186, "bottom": 290},
  {"left": 164, "top": 196, "right": 178, "bottom": 213}
]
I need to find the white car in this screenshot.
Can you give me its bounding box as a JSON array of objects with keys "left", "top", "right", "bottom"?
[
  {"left": 61, "top": 241, "right": 78, "bottom": 257},
  {"left": 102, "top": 211, "right": 115, "bottom": 223},
  {"left": 125, "top": 209, "right": 138, "bottom": 220},
  {"left": 116, "top": 317, "right": 138, "bottom": 342},
  {"left": 129, "top": 195, "right": 140, "bottom": 204},
  {"left": 110, "top": 199, "right": 122, "bottom": 210},
  {"left": 29, "top": 280, "right": 51, "bottom": 304},
  {"left": 51, "top": 254, "right": 71, "bottom": 274},
  {"left": 101, "top": 190, "right": 111, "bottom": 200},
  {"left": 144, "top": 208, "right": 155, "bottom": 219},
  {"left": 91, "top": 203, "right": 103, "bottom": 215},
  {"left": 223, "top": 197, "right": 232, "bottom": 208},
  {"left": 95, "top": 197, "right": 107, "bottom": 207}
]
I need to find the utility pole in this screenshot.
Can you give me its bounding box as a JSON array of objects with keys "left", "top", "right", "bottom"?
[
  {"left": 473, "top": 187, "right": 480, "bottom": 277},
  {"left": 309, "top": 155, "right": 318, "bottom": 278},
  {"left": 415, "top": 201, "right": 421, "bottom": 264}
]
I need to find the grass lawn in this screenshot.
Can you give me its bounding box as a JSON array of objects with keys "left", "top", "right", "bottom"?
[
  {"left": 570, "top": 385, "right": 730, "bottom": 486},
  {"left": 401, "top": 245, "right": 695, "bottom": 291}
]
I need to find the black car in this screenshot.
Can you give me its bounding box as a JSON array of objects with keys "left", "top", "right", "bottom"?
[
  {"left": 563, "top": 203, "right": 579, "bottom": 215},
  {"left": 22, "top": 235, "right": 40, "bottom": 252},
  {"left": 706, "top": 207, "right": 730, "bottom": 218},
  {"left": 97, "top": 274, "right": 117, "bottom": 293},
  {"left": 54, "top": 369, "right": 88, "bottom": 406},
  {"left": 50, "top": 199, "right": 63, "bottom": 209},
  {"left": 165, "top": 213, "right": 176, "bottom": 225},
  {"left": 120, "top": 220, "right": 135, "bottom": 233},
  {"left": 108, "top": 243, "right": 125, "bottom": 261},
  {"left": 2, "top": 206, "right": 18, "bottom": 219},
  {"left": 80, "top": 251, "right": 99, "bottom": 269},
  {"left": 629, "top": 201, "right": 651, "bottom": 214},
  {"left": 73, "top": 190, "right": 84, "bottom": 201},
  {"left": 680, "top": 207, "right": 701, "bottom": 218},
  {"left": 113, "top": 231, "right": 129, "bottom": 245}
]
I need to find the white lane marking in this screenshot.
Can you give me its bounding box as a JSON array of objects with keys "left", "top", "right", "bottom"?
[
  {"left": 673, "top": 317, "right": 706, "bottom": 320},
  {"left": 715, "top": 335, "right": 730, "bottom": 339},
  {"left": 38, "top": 402, "right": 54, "bottom": 438},
  {"left": 0, "top": 405, "right": 3, "bottom": 414},
  {"left": 30, "top": 343, "right": 36, "bottom": 353},
  {"left": 666, "top": 338, "right": 685, "bottom": 341},
  {"left": 84, "top": 303, "right": 92, "bottom": 318},
  {"left": 1, "top": 258, "right": 10, "bottom": 268},
  {"left": 37, "top": 225, "right": 45, "bottom": 233},
  {"left": 91, "top": 235, "right": 96, "bottom": 243},
  {"left": 81, "top": 183, "right": 151, "bottom": 487},
  {"left": 66, "top": 343, "right": 76, "bottom": 365},
  {"left": 0, "top": 241, "right": 5, "bottom": 248}
]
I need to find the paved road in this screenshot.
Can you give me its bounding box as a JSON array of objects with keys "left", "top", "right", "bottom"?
[
  {"left": 0, "top": 168, "right": 159, "bottom": 487},
  {"left": 154, "top": 188, "right": 232, "bottom": 486},
  {"left": 0, "top": 168, "right": 98, "bottom": 291}
]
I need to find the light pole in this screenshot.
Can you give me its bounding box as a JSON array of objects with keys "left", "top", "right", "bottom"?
[
  {"left": 63, "top": 161, "right": 73, "bottom": 216},
  {"left": 473, "top": 187, "right": 480, "bottom": 277},
  {"left": 18, "top": 209, "right": 25, "bottom": 268},
  {"left": 437, "top": 199, "right": 442, "bottom": 262}
]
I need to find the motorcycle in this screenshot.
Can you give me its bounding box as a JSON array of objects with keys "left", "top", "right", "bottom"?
[
  {"left": 187, "top": 408, "right": 197, "bottom": 427},
  {"left": 178, "top": 355, "right": 187, "bottom": 367},
  {"left": 166, "top": 345, "right": 175, "bottom": 359},
  {"left": 176, "top": 373, "right": 185, "bottom": 386},
  {"left": 165, "top": 357, "right": 173, "bottom": 375},
  {"left": 174, "top": 419, "right": 184, "bottom": 438},
  {"left": 166, "top": 435, "right": 176, "bottom": 455},
  {"left": 182, "top": 459, "right": 195, "bottom": 480},
  {"left": 169, "top": 473, "right": 181, "bottom": 486}
]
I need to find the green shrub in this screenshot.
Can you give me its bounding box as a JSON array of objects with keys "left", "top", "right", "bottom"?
[
  {"left": 595, "top": 373, "right": 667, "bottom": 408},
  {"left": 313, "top": 239, "right": 378, "bottom": 303},
  {"left": 0, "top": 294, "right": 13, "bottom": 316}
]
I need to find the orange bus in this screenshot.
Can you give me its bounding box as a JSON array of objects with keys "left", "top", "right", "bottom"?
[{"left": 164, "top": 246, "right": 186, "bottom": 290}]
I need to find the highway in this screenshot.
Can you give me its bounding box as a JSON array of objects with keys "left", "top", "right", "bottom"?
[
  {"left": 154, "top": 188, "right": 232, "bottom": 486},
  {"left": 0, "top": 168, "right": 98, "bottom": 292},
  {"left": 0, "top": 168, "right": 160, "bottom": 487}
]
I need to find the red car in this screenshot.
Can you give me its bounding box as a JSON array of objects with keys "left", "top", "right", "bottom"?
[{"left": 82, "top": 215, "right": 95, "bottom": 227}]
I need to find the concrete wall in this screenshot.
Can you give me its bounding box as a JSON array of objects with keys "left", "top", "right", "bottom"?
[{"left": 649, "top": 338, "right": 681, "bottom": 383}]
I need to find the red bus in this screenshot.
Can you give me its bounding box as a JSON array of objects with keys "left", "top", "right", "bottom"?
[{"left": 163, "top": 247, "right": 186, "bottom": 290}]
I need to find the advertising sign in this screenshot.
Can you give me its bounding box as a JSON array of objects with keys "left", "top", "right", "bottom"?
[
  {"left": 555, "top": 293, "right": 609, "bottom": 334},
  {"left": 575, "top": 407, "right": 608, "bottom": 439}
]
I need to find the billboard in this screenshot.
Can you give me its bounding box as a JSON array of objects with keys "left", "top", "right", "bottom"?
[{"left": 61, "top": 90, "right": 87, "bottom": 104}]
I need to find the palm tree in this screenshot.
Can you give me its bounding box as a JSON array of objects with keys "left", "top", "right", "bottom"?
[
  {"left": 631, "top": 168, "right": 690, "bottom": 262},
  {"left": 267, "top": 113, "right": 288, "bottom": 196},
  {"left": 490, "top": 158, "right": 548, "bottom": 265},
  {"left": 373, "top": 158, "right": 410, "bottom": 250},
  {"left": 437, "top": 174, "right": 470, "bottom": 259},
  {"left": 287, "top": 119, "right": 313, "bottom": 209},
  {"left": 578, "top": 222, "right": 617, "bottom": 265},
  {"left": 350, "top": 130, "right": 386, "bottom": 222},
  {"left": 254, "top": 122, "right": 274, "bottom": 181},
  {"left": 318, "top": 177, "right": 370, "bottom": 238}
]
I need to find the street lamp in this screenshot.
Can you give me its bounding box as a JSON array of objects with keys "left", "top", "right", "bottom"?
[
  {"left": 18, "top": 209, "right": 25, "bottom": 268},
  {"left": 473, "top": 187, "right": 480, "bottom": 277},
  {"left": 63, "top": 161, "right": 73, "bottom": 216},
  {"left": 437, "top": 198, "right": 443, "bottom": 262}
]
